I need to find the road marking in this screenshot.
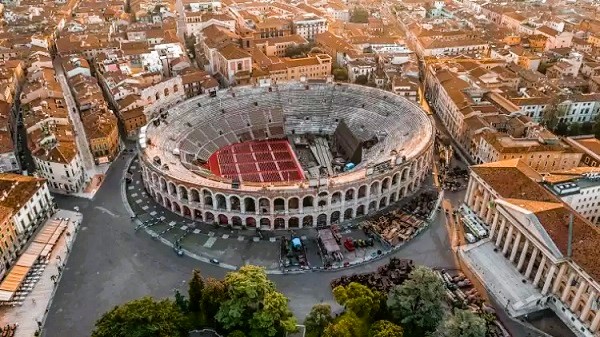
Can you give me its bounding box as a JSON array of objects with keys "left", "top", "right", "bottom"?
[
  {"left": 222, "top": 234, "right": 229, "bottom": 239},
  {"left": 135, "top": 199, "right": 142, "bottom": 204},
  {"left": 193, "top": 229, "right": 200, "bottom": 234},
  {"left": 150, "top": 211, "right": 157, "bottom": 216},
  {"left": 142, "top": 206, "right": 149, "bottom": 210},
  {"left": 208, "top": 231, "right": 215, "bottom": 237},
  {"left": 131, "top": 193, "right": 138, "bottom": 197},
  {"left": 203, "top": 237, "right": 217, "bottom": 248},
  {"left": 269, "top": 237, "right": 276, "bottom": 242},
  {"left": 168, "top": 221, "right": 176, "bottom": 227},
  {"left": 128, "top": 186, "right": 134, "bottom": 190},
  {"left": 95, "top": 206, "right": 117, "bottom": 217},
  {"left": 180, "top": 225, "right": 188, "bottom": 231},
  {"left": 237, "top": 236, "right": 244, "bottom": 241}
]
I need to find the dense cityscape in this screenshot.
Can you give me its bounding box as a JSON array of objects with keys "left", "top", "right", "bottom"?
[{"left": 0, "top": 0, "right": 598, "bottom": 335}]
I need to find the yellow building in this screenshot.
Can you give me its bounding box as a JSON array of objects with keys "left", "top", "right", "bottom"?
[
  {"left": 252, "top": 51, "right": 332, "bottom": 83},
  {"left": 82, "top": 110, "right": 120, "bottom": 164}
]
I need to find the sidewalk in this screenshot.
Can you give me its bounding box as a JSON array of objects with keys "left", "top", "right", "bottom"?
[{"left": 0, "top": 210, "right": 82, "bottom": 337}]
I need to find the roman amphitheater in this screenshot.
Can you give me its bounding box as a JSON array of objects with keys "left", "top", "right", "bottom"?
[{"left": 138, "top": 81, "right": 435, "bottom": 230}]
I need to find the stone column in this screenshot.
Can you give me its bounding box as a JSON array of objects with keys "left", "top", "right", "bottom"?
[
  {"left": 226, "top": 197, "right": 231, "bottom": 212},
  {"left": 502, "top": 225, "right": 514, "bottom": 255},
  {"left": 490, "top": 212, "right": 500, "bottom": 239},
  {"left": 525, "top": 247, "right": 539, "bottom": 279},
  {"left": 533, "top": 256, "right": 547, "bottom": 288},
  {"left": 591, "top": 311, "right": 600, "bottom": 332},
  {"left": 479, "top": 190, "right": 490, "bottom": 219},
  {"left": 485, "top": 206, "right": 494, "bottom": 225},
  {"left": 517, "top": 239, "right": 530, "bottom": 271},
  {"left": 553, "top": 264, "right": 568, "bottom": 294},
  {"left": 562, "top": 273, "right": 576, "bottom": 302},
  {"left": 510, "top": 232, "right": 522, "bottom": 263},
  {"left": 581, "top": 291, "right": 597, "bottom": 322},
  {"left": 541, "top": 265, "right": 556, "bottom": 295},
  {"left": 571, "top": 281, "right": 588, "bottom": 312},
  {"left": 495, "top": 219, "right": 506, "bottom": 247},
  {"left": 465, "top": 178, "right": 475, "bottom": 204}
]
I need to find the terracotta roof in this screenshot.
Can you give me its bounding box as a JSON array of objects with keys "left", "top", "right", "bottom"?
[
  {"left": 218, "top": 44, "right": 251, "bottom": 60},
  {"left": 0, "top": 173, "right": 45, "bottom": 212},
  {"left": 472, "top": 159, "right": 600, "bottom": 281}
]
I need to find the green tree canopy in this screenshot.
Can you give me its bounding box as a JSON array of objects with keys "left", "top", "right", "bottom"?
[
  {"left": 201, "top": 277, "right": 227, "bottom": 327},
  {"left": 369, "top": 320, "right": 404, "bottom": 337},
  {"left": 386, "top": 266, "right": 445, "bottom": 336},
  {"left": 436, "top": 310, "right": 486, "bottom": 337},
  {"left": 333, "top": 67, "right": 348, "bottom": 81},
  {"left": 333, "top": 282, "right": 383, "bottom": 320},
  {"left": 216, "top": 265, "right": 296, "bottom": 337},
  {"left": 91, "top": 297, "right": 190, "bottom": 337},
  {"left": 305, "top": 303, "right": 334, "bottom": 337},
  {"left": 355, "top": 74, "right": 369, "bottom": 85},
  {"left": 188, "top": 269, "right": 205, "bottom": 313},
  {"left": 227, "top": 331, "right": 247, "bottom": 337},
  {"left": 322, "top": 312, "right": 368, "bottom": 337}
]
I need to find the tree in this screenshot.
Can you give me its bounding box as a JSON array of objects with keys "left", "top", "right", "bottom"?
[
  {"left": 594, "top": 119, "right": 600, "bottom": 139},
  {"left": 582, "top": 121, "right": 594, "bottom": 135},
  {"left": 228, "top": 331, "right": 247, "bottom": 337},
  {"left": 333, "top": 67, "right": 348, "bottom": 81},
  {"left": 369, "top": 320, "right": 404, "bottom": 337},
  {"left": 436, "top": 310, "right": 486, "bottom": 337},
  {"left": 386, "top": 266, "right": 445, "bottom": 336},
  {"left": 350, "top": 7, "right": 369, "bottom": 23},
  {"left": 188, "top": 269, "right": 205, "bottom": 315},
  {"left": 542, "top": 101, "right": 567, "bottom": 131},
  {"left": 305, "top": 304, "right": 334, "bottom": 337},
  {"left": 333, "top": 282, "right": 383, "bottom": 320},
  {"left": 201, "top": 277, "right": 227, "bottom": 327},
  {"left": 568, "top": 122, "right": 582, "bottom": 136},
  {"left": 91, "top": 297, "right": 190, "bottom": 337},
  {"left": 322, "top": 312, "right": 368, "bottom": 337},
  {"left": 174, "top": 289, "right": 189, "bottom": 313},
  {"left": 555, "top": 121, "right": 569, "bottom": 135},
  {"left": 216, "top": 265, "right": 296, "bottom": 337},
  {"left": 355, "top": 74, "right": 369, "bottom": 85}
]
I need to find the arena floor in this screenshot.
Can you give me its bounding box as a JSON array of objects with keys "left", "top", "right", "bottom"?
[{"left": 207, "top": 139, "right": 304, "bottom": 183}]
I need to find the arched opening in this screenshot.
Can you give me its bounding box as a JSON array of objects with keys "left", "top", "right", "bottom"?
[
  {"left": 381, "top": 178, "right": 390, "bottom": 193},
  {"left": 390, "top": 192, "right": 397, "bottom": 203},
  {"left": 191, "top": 189, "right": 200, "bottom": 202},
  {"left": 303, "top": 215, "right": 313, "bottom": 227},
  {"left": 164, "top": 87, "right": 169, "bottom": 96},
  {"left": 288, "top": 197, "right": 299, "bottom": 211},
  {"left": 216, "top": 194, "right": 227, "bottom": 210},
  {"left": 370, "top": 181, "right": 380, "bottom": 195},
  {"left": 194, "top": 209, "right": 203, "bottom": 220},
  {"left": 344, "top": 208, "right": 353, "bottom": 220},
  {"left": 205, "top": 212, "right": 215, "bottom": 223},
  {"left": 246, "top": 217, "right": 256, "bottom": 227},
  {"left": 400, "top": 187, "right": 406, "bottom": 198},
  {"left": 368, "top": 201, "right": 377, "bottom": 212},
  {"left": 244, "top": 197, "right": 256, "bottom": 212},
  {"left": 318, "top": 199, "right": 327, "bottom": 207},
  {"left": 379, "top": 197, "right": 387, "bottom": 209},
  {"left": 203, "top": 190, "right": 213, "bottom": 207},
  {"left": 345, "top": 189, "right": 355, "bottom": 201},
  {"left": 274, "top": 198, "right": 285, "bottom": 212},
  {"left": 274, "top": 218, "right": 285, "bottom": 229},
  {"left": 260, "top": 218, "right": 271, "bottom": 229},
  {"left": 392, "top": 173, "right": 399, "bottom": 186},
  {"left": 331, "top": 192, "right": 342, "bottom": 205},
  {"left": 303, "top": 196, "right": 314, "bottom": 208},
  {"left": 259, "top": 198, "right": 270, "bottom": 214},
  {"left": 218, "top": 214, "right": 228, "bottom": 225},
  {"left": 178, "top": 186, "right": 188, "bottom": 200},
  {"left": 159, "top": 178, "right": 167, "bottom": 192},
  {"left": 173, "top": 202, "right": 181, "bottom": 214},
  {"left": 230, "top": 196, "right": 241, "bottom": 211},
  {"left": 358, "top": 185, "right": 367, "bottom": 199},
  {"left": 317, "top": 214, "right": 327, "bottom": 226},
  {"left": 289, "top": 217, "right": 299, "bottom": 228},
  {"left": 356, "top": 205, "right": 365, "bottom": 216},
  {"left": 318, "top": 191, "right": 328, "bottom": 198},
  {"left": 401, "top": 168, "right": 409, "bottom": 182},
  {"left": 330, "top": 211, "right": 340, "bottom": 224},
  {"left": 183, "top": 205, "right": 191, "bottom": 217},
  {"left": 165, "top": 198, "right": 172, "bottom": 209},
  {"left": 232, "top": 216, "right": 242, "bottom": 226},
  {"left": 168, "top": 182, "right": 176, "bottom": 196}
]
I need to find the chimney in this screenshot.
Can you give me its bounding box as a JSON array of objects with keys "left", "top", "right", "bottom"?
[{"left": 567, "top": 213, "right": 574, "bottom": 258}]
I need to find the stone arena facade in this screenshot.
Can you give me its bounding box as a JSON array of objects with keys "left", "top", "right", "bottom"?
[{"left": 139, "top": 82, "right": 434, "bottom": 230}]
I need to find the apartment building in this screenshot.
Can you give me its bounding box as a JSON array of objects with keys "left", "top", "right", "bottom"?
[
  {"left": 0, "top": 174, "right": 54, "bottom": 278},
  {"left": 292, "top": 14, "right": 327, "bottom": 42}
]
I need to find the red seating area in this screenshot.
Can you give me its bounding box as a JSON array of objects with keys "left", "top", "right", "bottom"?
[{"left": 207, "top": 139, "right": 304, "bottom": 183}]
